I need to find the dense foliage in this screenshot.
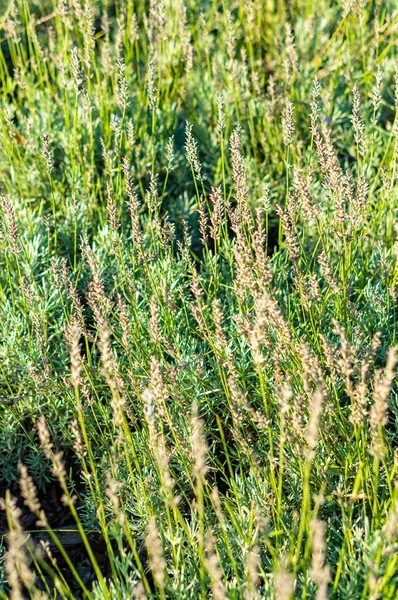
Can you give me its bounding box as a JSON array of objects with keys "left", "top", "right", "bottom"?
[{"left": 0, "top": 0, "right": 398, "bottom": 598}]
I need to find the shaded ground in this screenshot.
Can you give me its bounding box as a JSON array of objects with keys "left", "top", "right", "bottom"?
[{"left": 0, "top": 481, "right": 110, "bottom": 598}]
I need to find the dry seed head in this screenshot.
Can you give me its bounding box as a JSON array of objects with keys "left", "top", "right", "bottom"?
[
  {"left": 70, "top": 46, "right": 84, "bottom": 93},
  {"left": 185, "top": 121, "right": 203, "bottom": 182},
  {"left": 276, "top": 204, "right": 299, "bottom": 262},
  {"left": 117, "top": 58, "right": 129, "bottom": 110},
  {"left": 130, "top": 13, "right": 139, "bottom": 45},
  {"left": 293, "top": 169, "right": 320, "bottom": 220},
  {"left": 36, "top": 416, "right": 53, "bottom": 460},
  {"left": 351, "top": 85, "right": 366, "bottom": 153},
  {"left": 51, "top": 451, "right": 68, "bottom": 494},
  {"left": 154, "top": 435, "right": 175, "bottom": 496},
  {"left": 310, "top": 77, "right": 322, "bottom": 126},
  {"left": 251, "top": 69, "right": 261, "bottom": 97},
  {"left": 68, "top": 283, "right": 87, "bottom": 338},
  {"left": 83, "top": 241, "right": 112, "bottom": 314},
  {"left": 18, "top": 464, "right": 41, "bottom": 514},
  {"left": 147, "top": 60, "right": 157, "bottom": 111},
  {"left": 261, "top": 182, "right": 271, "bottom": 212},
  {"left": 373, "top": 346, "right": 396, "bottom": 410},
  {"left": 191, "top": 404, "right": 209, "bottom": 482},
  {"left": 39, "top": 540, "right": 54, "bottom": 563},
  {"left": 369, "top": 347, "right": 396, "bottom": 457},
  {"left": 296, "top": 275, "right": 312, "bottom": 313},
  {"left": 205, "top": 532, "right": 227, "bottom": 600},
  {"left": 82, "top": 2, "right": 95, "bottom": 70},
  {"left": 101, "top": 138, "right": 111, "bottom": 166},
  {"left": 262, "top": 291, "right": 292, "bottom": 345},
  {"left": 177, "top": 219, "right": 192, "bottom": 264},
  {"left": 313, "top": 125, "right": 343, "bottom": 196},
  {"left": 82, "top": 89, "right": 93, "bottom": 115},
  {"left": 116, "top": 293, "right": 130, "bottom": 349},
  {"left": 228, "top": 376, "right": 246, "bottom": 428},
  {"left": 132, "top": 581, "right": 147, "bottom": 600},
  {"left": 13, "top": 67, "right": 26, "bottom": 91},
  {"left": 352, "top": 173, "right": 369, "bottom": 225},
  {"left": 333, "top": 320, "right": 357, "bottom": 397},
  {"left": 246, "top": 1, "right": 256, "bottom": 29},
  {"left": 149, "top": 296, "right": 161, "bottom": 345},
  {"left": 146, "top": 171, "right": 159, "bottom": 211},
  {"left": 308, "top": 273, "right": 321, "bottom": 303},
  {"left": 106, "top": 183, "right": 120, "bottom": 232},
  {"left": 340, "top": 172, "right": 356, "bottom": 224},
  {"left": 232, "top": 237, "right": 255, "bottom": 300},
  {"left": 114, "top": 9, "right": 126, "bottom": 60},
  {"left": 277, "top": 383, "right": 292, "bottom": 434},
  {"left": 209, "top": 185, "right": 224, "bottom": 242},
  {"left": 156, "top": 214, "right": 175, "bottom": 251},
  {"left": 3, "top": 14, "right": 19, "bottom": 44},
  {"left": 310, "top": 519, "right": 330, "bottom": 587},
  {"left": 244, "top": 545, "right": 261, "bottom": 600},
  {"left": 306, "top": 388, "right": 324, "bottom": 454},
  {"left": 177, "top": 1, "right": 188, "bottom": 44},
  {"left": 50, "top": 257, "right": 62, "bottom": 288},
  {"left": 199, "top": 11, "right": 211, "bottom": 55},
  {"left": 351, "top": 387, "right": 368, "bottom": 428},
  {"left": 274, "top": 564, "right": 294, "bottom": 600},
  {"left": 183, "top": 37, "right": 194, "bottom": 73},
  {"left": 1, "top": 195, "right": 21, "bottom": 255},
  {"left": 153, "top": 0, "right": 167, "bottom": 42},
  {"left": 284, "top": 23, "right": 298, "bottom": 74},
  {"left": 318, "top": 250, "right": 339, "bottom": 294},
  {"left": 322, "top": 125, "right": 343, "bottom": 193},
  {"left": 70, "top": 418, "right": 87, "bottom": 460},
  {"left": 58, "top": 0, "right": 70, "bottom": 19},
  {"left": 127, "top": 119, "right": 135, "bottom": 149},
  {"left": 165, "top": 136, "right": 175, "bottom": 172},
  {"left": 226, "top": 10, "right": 236, "bottom": 60},
  {"left": 211, "top": 487, "right": 226, "bottom": 528},
  {"left": 282, "top": 101, "right": 295, "bottom": 146},
  {"left": 371, "top": 66, "right": 383, "bottom": 115},
  {"left": 191, "top": 268, "right": 203, "bottom": 299},
  {"left": 93, "top": 312, "right": 116, "bottom": 390},
  {"left": 230, "top": 126, "right": 250, "bottom": 223},
  {"left": 146, "top": 518, "right": 165, "bottom": 590},
  {"left": 361, "top": 332, "right": 382, "bottom": 384},
  {"left": 41, "top": 133, "right": 53, "bottom": 173},
  {"left": 20, "top": 276, "right": 43, "bottom": 339},
  {"left": 198, "top": 195, "right": 209, "bottom": 245},
  {"left": 4, "top": 495, "right": 36, "bottom": 599},
  {"left": 127, "top": 190, "right": 143, "bottom": 251},
  {"left": 217, "top": 93, "right": 226, "bottom": 133},
  {"left": 149, "top": 356, "right": 168, "bottom": 418},
  {"left": 190, "top": 272, "right": 208, "bottom": 337},
  {"left": 111, "top": 114, "right": 121, "bottom": 150},
  {"left": 245, "top": 293, "right": 273, "bottom": 366},
  {"left": 384, "top": 497, "right": 398, "bottom": 542},
  {"left": 100, "top": 13, "right": 111, "bottom": 72},
  {"left": 142, "top": 388, "right": 156, "bottom": 442}
]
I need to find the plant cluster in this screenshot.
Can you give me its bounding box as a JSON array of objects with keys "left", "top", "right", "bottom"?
[{"left": 0, "top": 0, "right": 398, "bottom": 598}]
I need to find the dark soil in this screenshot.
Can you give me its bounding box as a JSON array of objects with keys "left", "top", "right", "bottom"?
[{"left": 0, "top": 479, "right": 110, "bottom": 599}]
